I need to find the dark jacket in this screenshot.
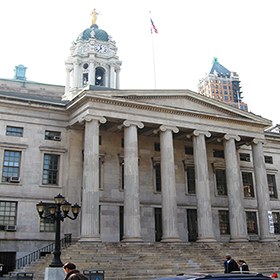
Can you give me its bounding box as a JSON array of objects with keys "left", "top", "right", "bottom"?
[
  {"left": 224, "top": 259, "right": 239, "bottom": 273},
  {"left": 65, "top": 270, "right": 88, "bottom": 280}
]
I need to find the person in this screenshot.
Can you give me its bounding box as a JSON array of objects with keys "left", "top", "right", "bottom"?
[
  {"left": 237, "top": 260, "right": 249, "bottom": 272},
  {"left": 224, "top": 254, "right": 239, "bottom": 273},
  {"left": 63, "top": 262, "right": 88, "bottom": 280}
]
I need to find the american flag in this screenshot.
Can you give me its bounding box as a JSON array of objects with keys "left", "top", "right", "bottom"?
[{"left": 150, "top": 19, "right": 158, "bottom": 34}]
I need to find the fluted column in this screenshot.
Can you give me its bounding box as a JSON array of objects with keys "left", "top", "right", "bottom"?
[
  {"left": 159, "top": 125, "right": 181, "bottom": 242},
  {"left": 223, "top": 134, "right": 248, "bottom": 242},
  {"left": 252, "top": 138, "right": 276, "bottom": 242},
  {"left": 122, "top": 120, "right": 144, "bottom": 242},
  {"left": 192, "top": 130, "right": 216, "bottom": 242},
  {"left": 79, "top": 115, "right": 106, "bottom": 242}
]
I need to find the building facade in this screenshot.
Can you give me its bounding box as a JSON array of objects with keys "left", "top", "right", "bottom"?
[
  {"left": 1, "top": 15, "right": 280, "bottom": 274},
  {"left": 198, "top": 58, "right": 247, "bottom": 110}
]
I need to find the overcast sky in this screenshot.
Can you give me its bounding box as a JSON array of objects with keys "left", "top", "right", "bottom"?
[{"left": 0, "top": 0, "right": 279, "bottom": 125}]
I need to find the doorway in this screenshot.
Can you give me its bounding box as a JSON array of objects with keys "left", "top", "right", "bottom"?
[{"left": 187, "top": 209, "right": 198, "bottom": 242}]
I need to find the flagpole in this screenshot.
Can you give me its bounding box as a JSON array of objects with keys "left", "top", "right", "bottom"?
[{"left": 150, "top": 11, "right": 157, "bottom": 89}]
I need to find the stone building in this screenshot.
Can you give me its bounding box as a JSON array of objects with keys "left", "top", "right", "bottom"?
[{"left": 1, "top": 15, "right": 280, "bottom": 274}]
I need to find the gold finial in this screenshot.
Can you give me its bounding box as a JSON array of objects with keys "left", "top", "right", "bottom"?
[{"left": 91, "top": 8, "right": 99, "bottom": 25}]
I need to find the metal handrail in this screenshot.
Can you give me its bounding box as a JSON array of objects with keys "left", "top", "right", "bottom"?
[{"left": 15, "top": 234, "right": 72, "bottom": 269}]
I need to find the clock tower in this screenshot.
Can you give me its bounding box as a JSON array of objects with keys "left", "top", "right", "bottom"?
[{"left": 63, "top": 10, "right": 122, "bottom": 101}]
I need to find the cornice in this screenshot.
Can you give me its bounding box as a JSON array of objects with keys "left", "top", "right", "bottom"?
[{"left": 66, "top": 91, "right": 271, "bottom": 128}]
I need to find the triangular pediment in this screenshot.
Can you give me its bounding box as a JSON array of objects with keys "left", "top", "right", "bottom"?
[{"left": 107, "top": 89, "right": 271, "bottom": 125}]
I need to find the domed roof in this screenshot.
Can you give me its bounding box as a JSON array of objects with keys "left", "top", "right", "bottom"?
[{"left": 81, "top": 24, "right": 109, "bottom": 42}]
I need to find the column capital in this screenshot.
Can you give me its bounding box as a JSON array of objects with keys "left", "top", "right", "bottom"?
[
  {"left": 122, "top": 120, "right": 144, "bottom": 129},
  {"left": 223, "top": 134, "right": 241, "bottom": 142},
  {"left": 252, "top": 138, "right": 267, "bottom": 145},
  {"left": 79, "top": 115, "right": 107, "bottom": 125},
  {"left": 154, "top": 125, "right": 179, "bottom": 134},
  {"left": 193, "top": 130, "right": 211, "bottom": 138}
]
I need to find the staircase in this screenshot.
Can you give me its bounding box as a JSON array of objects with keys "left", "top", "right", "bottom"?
[{"left": 18, "top": 242, "right": 280, "bottom": 280}]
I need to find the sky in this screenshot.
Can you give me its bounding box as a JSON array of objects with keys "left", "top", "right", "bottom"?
[{"left": 0, "top": 0, "right": 279, "bottom": 125}]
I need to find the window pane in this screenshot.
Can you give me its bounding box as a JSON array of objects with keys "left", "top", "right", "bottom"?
[
  {"left": 219, "top": 210, "right": 230, "bottom": 235},
  {"left": 40, "top": 204, "right": 55, "bottom": 232},
  {"left": 267, "top": 175, "right": 277, "bottom": 199},
  {"left": 273, "top": 212, "right": 280, "bottom": 234},
  {"left": 155, "top": 163, "right": 161, "bottom": 192},
  {"left": 0, "top": 201, "right": 17, "bottom": 226},
  {"left": 187, "top": 166, "right": 195, "bottom": 194},
  {"left": 6, "top": 126, "right": 23, "bottom": 137},
  {"left": 2, "top": 151, "right": 21, "bottom": 182},
  {"left": 216, "top": 169, "right": 227, "bottom": 195},
  {"left": 242, "top": 172, "right": 254, "bottom": 197},
  {"left": 246, "top": 212, "right": 258, "bottom": 234},
  {"left": 42, "top": 154, "right": 59, "bottom": 185}
]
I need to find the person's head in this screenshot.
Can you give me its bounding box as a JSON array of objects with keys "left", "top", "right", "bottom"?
[
  {"left": 63, "top": 262, "right": 76, "bottom": 274},
  {"left": 238, "top": 260, "right": 246, "bottom": 265},
  {"left": 225, "top": 254, "right": 231, "bottom": 260}
]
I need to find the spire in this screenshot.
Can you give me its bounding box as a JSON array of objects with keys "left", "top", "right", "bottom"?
[
  {"left": 212, "top": 57, "right": 219, "bottom": 64},
  {"left": 91, "top": 8, "right": 99, "bottom": 25}
]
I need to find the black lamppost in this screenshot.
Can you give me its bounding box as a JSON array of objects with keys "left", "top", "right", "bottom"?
[{"left": 36, "top": 194, "right": 81, "bottom": 267}]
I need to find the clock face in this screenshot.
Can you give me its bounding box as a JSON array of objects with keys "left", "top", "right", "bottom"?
[{"left": 95, "top": 44, "right": 107, "bottom": 53}]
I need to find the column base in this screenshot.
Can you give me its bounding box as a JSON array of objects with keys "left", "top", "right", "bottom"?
[
  {"left": 196, "top": 236, "right": 216, "bottom": 243},
  {"left": 161, "top": 236, "right": 182, "bottom": 243},
  {"left": 230, "top": 236, "right": 248, "bottom": 243},
  {"left": 78, "top": 236, "right": 101, "bottom": 242},
  {"left": 44, "top": 267, "right": 65, "bottom": 280},
  {"left": 121, "top": 236, "right": 143, "bottom": 243}
]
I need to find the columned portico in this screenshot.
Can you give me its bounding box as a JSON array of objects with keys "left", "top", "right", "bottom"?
[
  {"left": 122, "top": 120, "right": 144, "bottom": 242},
  {"left": 159, "top": 125, "right": 181, "bottom": 242},
  {"left": 251, "top": 138, "right": 276, "bottom": 242},
  {"left": 223, "top": 134, "right": 248, "bottom": 242},
  {"left": 79, "top": 115, "right": 106, "bottom": 242},
  {"left": 192, "top": 130, "right": 216, "bottom": 242}
]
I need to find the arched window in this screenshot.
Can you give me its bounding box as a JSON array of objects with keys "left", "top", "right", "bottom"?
[{"left": 95, "top": 67, "right": 105, "bottom": 86}]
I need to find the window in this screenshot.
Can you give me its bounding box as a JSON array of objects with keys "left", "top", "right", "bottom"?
[
  {"left": 213, "top": 149, "right": 224, "bottom": 158},
  {"left": 223, "top": 86, "right": 227, "bottom": 89},
  {"left": 6, "top": 126, "right": 23, "bottom": 137},
  {"left": 219, "top": 210, "right": 230, "bottom": 235},
  {"left": 185, "top": 146, "right": 193, "bottom": 155},
  {"left": 154, "top": 142, "right": 160, "bottom": 152},
  {"left": 240, "top": 153, "right": 250, "bottom": 162},
  {"left": 265, "top": 156, "right": 273, "bottom": 164},
  {"left": 242, "top": 172, "right": 254, "bottom": 197},
  {"left": 2, "top": 150, "right": 21, "bottom": 182},
  {"left": 40, "top": 204, "right": 55, "bottom": 232},
  {"left": 99, "top": 153, "right": 105, "bottom": 190},
  {"left": 224, "top": 96, "right": 228, "bottom": 100},
  {"left": 186, "top": 166, "right": 195, "bottom": 194},
  {"left": 223, "top": 81, "right": 226, "bottom": 84},
  {"left": 267, "top": 174, "right": 277, "bottom": 198},
  {"left": 42, "top": 154, "right": 59, "bottom": 185},
  {"left": 45, "top": 130, "right": 61, "bottom": 141},
  {"left": 224, "top": 91, "right": 227, "bottom": 94},
  {"left": 0, "top": 201, "right": 17, "bottom": 227},
  {"left": 216, "top": 169, "right": 227, "bottom": 195},
  {"left": 246, "top": 211, "right": 258, "bottom": 234},
  {"left": 121, "top": 138, "right": 124, "bottom": 148},
  {"left": 119, "top": 157, "right": 124, "bottom": 191},
  {"left": 152, "top": 159, "right": 161, "bottom": 192},
  {"left": 273, "top": 212, "right": 280, "bottom": 234}
]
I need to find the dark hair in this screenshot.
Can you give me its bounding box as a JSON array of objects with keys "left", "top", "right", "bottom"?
[
  {"left": 238, "top": 260, "right": 246, "bottom": 264},
  {"left": 63, "top": 262, "right": 76, "bottom": 270}
]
